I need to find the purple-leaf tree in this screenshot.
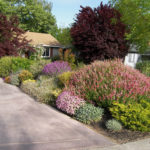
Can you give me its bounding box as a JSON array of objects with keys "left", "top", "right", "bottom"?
[
  {"left": 70, "top": 3, "right": 129, "bottom": 63},
  {"left": 0, "top": 14, "right": 35, "bottom": 57}
]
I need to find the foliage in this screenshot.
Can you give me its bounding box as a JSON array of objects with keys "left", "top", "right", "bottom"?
[
  {"left": 0, "top": 57, "right": 12, "bottom": 77},
  {"left": 21, "top": 77, "right": 61, "bottom": 105},
  {"left": 0, "top": 56, "right": 31, "bottom": 77},
  {"left": 70, "top": 3, "right": 128, "bottom": 63},
  {"left": 56, "top": 91, "right": 85, "bottom": 115},
  {"left": 110, "top": 100, "right": 150, "bottom": 132},
  {"left": 21, "top": 81, "right": 38, "bottom": 97},
  {"left": 58, "top": 71, "right": 73, "bottom": 87},
  {"left": 75, "top": 104, "right": 104, "bottom": 124},
  {"left": 59, "top": 49, "right": 76, "bottom": 69},
  {"left": 109, "top": 0, "right": 150, "bottom": 53},
  {"left": 10, "top": 74, "right": 20, "bottom": 86},
  {"left": 30, "top": 59, "right": 51, "bottom": 78},
  {"left": 55, "top": 27, "right": 72, "bottom": 47},
  {"left": 11, "top": 57, "right": 32, "bottom": 72},
  {"left": 66, "top": 59, "right": 150, "bottom": 107},
  {"left": 4, "top": 76, "right": 11, "bottom": 84},
  {"left": 19, "top": 70, "right": 33, "bottom": 82},
  {"left": 136, "top": 61, "right": 150, "bottom": 77},
  {"left": 0, "top": 14, "right": 35, "bottom": 57},
  {"left": 29, "top": 46, "right": 45, "bottom": 60},
  {"left": 51, "top": 55, "right": 60, "bottom": 62},
  {"left": 0, "top": 0, "right": 57, "bottom": 33},
  {"left": 23, "top": 79, "right": 36, "bottom": 84},
  {"left": 43, "top": 61, "right": 71, "bottom": 77},
  {"left": 105, "top": 119, "right": 122, "bottom": 131},
  {"left": 37, "top": 75, "right": 50, "bottom": 81},
  {"left": 39, "top": 77, "right": 59, "bottom": 90}
]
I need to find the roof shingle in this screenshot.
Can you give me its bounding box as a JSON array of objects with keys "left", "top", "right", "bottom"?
[{"left": 23, "top": 31, "right": 61, "bottom": 47}]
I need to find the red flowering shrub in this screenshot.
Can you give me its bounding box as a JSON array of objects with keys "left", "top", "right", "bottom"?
[{"left": 66, "top": 60, "right": 150, "bottom": 107}]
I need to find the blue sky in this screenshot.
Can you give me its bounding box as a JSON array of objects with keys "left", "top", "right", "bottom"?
[{"left": 49, "top": 0, "right": 109, "bottom": 28}]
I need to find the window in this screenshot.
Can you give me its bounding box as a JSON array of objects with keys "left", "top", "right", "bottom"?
[
  {"left": 42, "top": 47, "right": 50, "bottom": 57},
  {"left": 128, "top": 53, "right": 135, "bottom": 63}
]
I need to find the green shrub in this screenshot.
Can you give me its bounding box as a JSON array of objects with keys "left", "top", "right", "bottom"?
[
  {"left": 105, "top": 119, "right": 122, "bottom": 131},
  {"left": 10, "top": 74, "right": 20, "bottom": 86},
  {"left": 21, "top": 81, "right": 38, "bottom": 97},
  {"left": 21, "top": 77, "right": 61, "bottom": 105},
  {"left": 37, "top": 75, "right": 50, "bottom": 81},
  {"left": 0, "top": 57, "right": 12, "bottom": 77},
  {"left": 58, "top": 71, "right": 73, "bottom": 87},
  {"left": 19, "top": 70, "right": 33, "bottom": 82},
  {"left": 11, "top": 57, "right": 32, "bottom": 72},
  {"left": 110, "top": 100, "right": 150, "bottom": 132},
  {"left": 136, "top": 61, "right": 150, "bottom": 76},
  {"left": 39, "top": 77, "right": 59, "bottom": 90},
  {"left": 35, "top": 88, "right": 61, "bottom": 105},
  {"left": 75, "top": 104, "right": 104, "bottom": 124},
  {"left": 51, "top": 55, "right": 60, "bottom": 62},
  {"left": 0, "top": 56, "right": 32, "bottom": 77},
  {"left": 30, "top": 59, "right": 51, "bottom": 78}
]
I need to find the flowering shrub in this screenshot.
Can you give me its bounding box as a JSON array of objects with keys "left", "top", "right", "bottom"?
[
  {"left": 66, "top": 59, "right": 150, "bottom": 107},
  {"left": 56, "top": 91, "right": 85, "bottom": 115},
  {"left": 23, "top": 79, "right": 36, "bottom": 84},
  {"left": 58, "top": 71, "right": 73, "bottom": 87},
  {"left": 42, "top": 61, "right": 71, "bottom": 77},
  {"left": 4, "top": 76, "right": 11, "bottom": 84},
  {"left": 21, "top": 77, "right": 61, "bottom": 105},
  {"left": 19, "top": 70, "right": 33, "bottom": 82},
  {"left": 30, "top": 59, "right": 51, "bottom": 77}
]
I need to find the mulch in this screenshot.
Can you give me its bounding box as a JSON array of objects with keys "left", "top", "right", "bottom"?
[{"left": 89, "top": 111, "right": 150, "bottom": 144}]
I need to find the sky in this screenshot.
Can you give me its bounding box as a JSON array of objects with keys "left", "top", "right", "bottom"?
[{"left": 49, "top": 0, "right": 109, "bottom": 28}]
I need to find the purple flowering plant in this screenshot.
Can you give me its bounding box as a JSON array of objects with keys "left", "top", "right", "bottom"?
[
  {"left": 56, "top": 91, "right": 85, "bottom": 115},
  {"left": 42, "top": 61, "right": 71, "bottom": 76}
]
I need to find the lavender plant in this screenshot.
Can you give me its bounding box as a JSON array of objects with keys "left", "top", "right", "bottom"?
[{"left": 42, "top": 61, "right": 71, "bottom": 77}]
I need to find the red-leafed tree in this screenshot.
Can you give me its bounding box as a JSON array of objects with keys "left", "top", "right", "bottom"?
[
  {"left": 70, "top": 3, "right": 129, "bottom": 63},
  {"left": 0, "top": 14, "right": 35, "bottom": 57}
]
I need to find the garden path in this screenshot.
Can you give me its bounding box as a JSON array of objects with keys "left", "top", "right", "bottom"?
[{"left": 0, "top": 78, "right": 114, "bottom": 150}]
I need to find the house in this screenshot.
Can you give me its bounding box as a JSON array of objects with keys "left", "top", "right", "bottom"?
[
  {"left": 124, "top": 45, "right": 150, "bottom": 68},
  {"left": 23, "top": 31, "right": 62, "bottom": 58}
]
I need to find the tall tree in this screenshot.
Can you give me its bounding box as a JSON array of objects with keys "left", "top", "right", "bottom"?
[
  {"left": 71, "top": 3, "right": 128, "bottom": 63},
  {"left": 0, "top": 14, "right": 34, "bottom": 57},
  {"left": 109, "top": 0, "right": 150, "bottom": 53},
  {"left": 0, "top": 0, "right": 57, "bottom": 33},
  {"left": 55, "top": 27, "right": 72, "bottom": 47}
]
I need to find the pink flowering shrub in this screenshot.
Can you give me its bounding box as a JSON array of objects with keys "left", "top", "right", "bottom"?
[
  {"left": 56, "top": 91, "right": 85, "bottom": 115},
  {"left": 66, "top": 59, "right": 150, "bottom": 107},
  {"left": 42, "top": 61, "right": 71, "bottom": 76}
]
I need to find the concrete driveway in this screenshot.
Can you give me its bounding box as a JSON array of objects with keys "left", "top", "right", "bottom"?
[{"left": 0, "top": 78, "right": 114, "bottom": 150}]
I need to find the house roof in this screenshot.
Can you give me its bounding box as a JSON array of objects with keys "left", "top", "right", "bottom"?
[{"left": 23, "top": 31, "right": 61, "bottom": 47}]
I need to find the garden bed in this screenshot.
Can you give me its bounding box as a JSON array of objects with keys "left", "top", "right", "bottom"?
[
  {"left": 1, "top": 56, "right": 150, "bottom": 144},
  {"left": 89, "top": 112, "right": 150, "bottom": 144}
]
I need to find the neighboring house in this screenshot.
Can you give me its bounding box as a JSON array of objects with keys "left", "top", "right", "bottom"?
[
  {"left": 124, "top": 45, "right": 150, "bottom": 68},
  {"left": 23, "top": 31, "right": 62, "bottom": 58}
]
